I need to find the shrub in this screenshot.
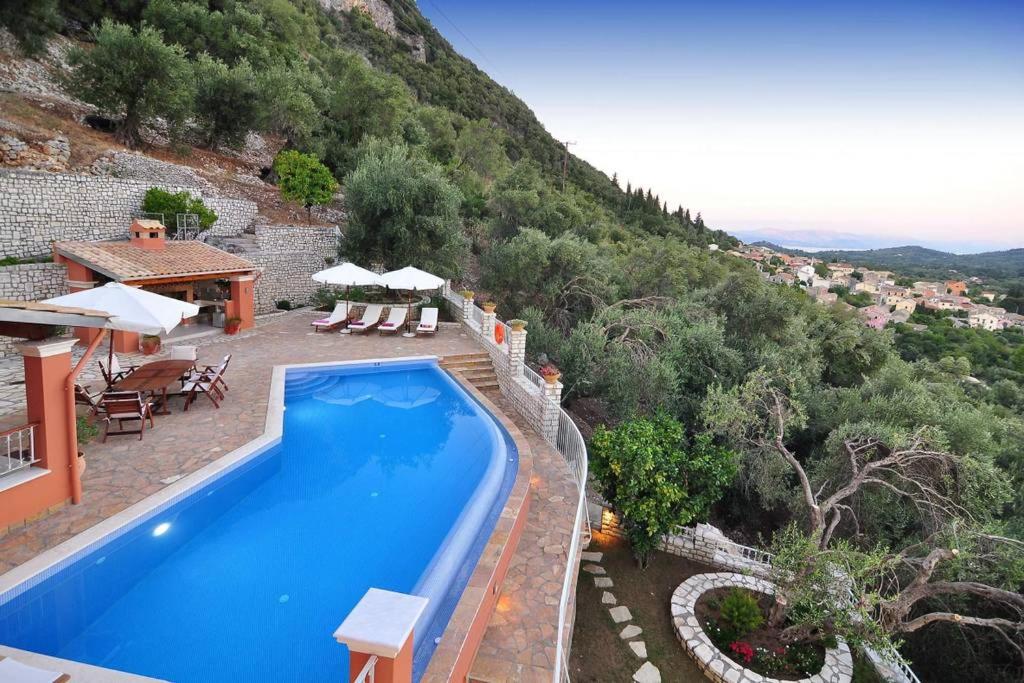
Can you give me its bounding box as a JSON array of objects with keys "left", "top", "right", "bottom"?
[
  {"left": 591, "top": 415, "right": 736, "bottom": 567},
  {"left": 275, "top": 300, "right": 292, "bottom": 311},
  {"left": 273, "top": 150, "right": 339, "bottom": 223},
  {"left": 720, "top": 589, "right": 764, "bottom": 638},
  {"left": 76, "top": 416, "right": 99, "bottom": 445},
  {"left": 0, "top": 0, "right": 62, "bottom": 55},
  {"left": 142, "top": 188, "right": 218, "bottom": 231}
]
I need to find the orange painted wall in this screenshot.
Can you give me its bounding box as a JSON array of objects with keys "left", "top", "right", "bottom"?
[
  {"left": 448, "top": 487, "right": 532, "bottom": 682},
  {"left": 112, "top": 330, "right": 140, "bottom": 353},
  {"left": 60, "top": 259, "right": 101, "bottom": 346},
  {"left": 227, "top": 276, "right": 256, "bottom": 330},
  {"left": 0, "top": 344, "right": 76, "bottom": 530},
  {"left": 348, "top": 636, "right": 414, "bottom": 683}
]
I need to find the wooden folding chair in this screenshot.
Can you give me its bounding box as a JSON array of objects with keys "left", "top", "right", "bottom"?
[{"left": 98, "top": 391, "right": 154, "bottom": 441}]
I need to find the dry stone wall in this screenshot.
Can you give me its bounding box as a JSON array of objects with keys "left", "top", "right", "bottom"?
[
  {"left": 0, "top": 262, "right": 68, "bottom": 355},
  {"left": 254, "top": 224, "right": 339, "bottom": 260},
  {"left": 250, "top": 251, "right": 329, "bottom": 314},
  {"left": 0, "top": 169, "right": 258, "bottom": 258}
]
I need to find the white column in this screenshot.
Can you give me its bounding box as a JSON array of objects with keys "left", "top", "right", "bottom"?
[
  {"left": 481, "top": 311, "right": 496, "bottom": 342},
  {"left": 507, "top": 328, "right": 526, "bottom": 377},
  {"left": 461, "top": 297, "right": 473, "bottom": 324},
  {"left": 541, "top": 379, "right": 562, "bottom": 443}
]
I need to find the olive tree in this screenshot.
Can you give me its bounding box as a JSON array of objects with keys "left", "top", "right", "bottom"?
[{"left": 66, "top": 20, "right": 193, "bottom": 147}]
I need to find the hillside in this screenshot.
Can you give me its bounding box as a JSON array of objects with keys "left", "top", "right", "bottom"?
[{"left": 779, "top": 244, "right": 1024, "bottom": 282}]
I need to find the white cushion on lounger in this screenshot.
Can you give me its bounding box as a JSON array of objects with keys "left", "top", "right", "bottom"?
[{"left": 0, "top": 658, "right": 65, "bottom": 683}]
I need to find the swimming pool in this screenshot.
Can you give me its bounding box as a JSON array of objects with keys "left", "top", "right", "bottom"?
[{"left": 0, "top": 358, "right": 517, "bottom": 681}]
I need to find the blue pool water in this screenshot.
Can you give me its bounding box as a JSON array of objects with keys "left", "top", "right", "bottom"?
[{"left": 0, "top": 359, "right": 517, "bottom": 682}]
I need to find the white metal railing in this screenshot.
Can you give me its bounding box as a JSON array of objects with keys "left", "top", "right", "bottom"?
[
  {"left": 553, "top": 409, "right": 590, "bottom": 683},
  {"left": 713, "top": 535, "right": 775, "bottom": 566},
  {"left": 353, "top": 654, "right": 377, "bottom": 683},
  {"left": 470, "top": 304, "right": 484, "bottom": 329},
  {"left": 0, "top": 423, "right": 38, "bottom": 478},
  {"left": 522, "top": 363, "right": 545, "bottom": 390}
]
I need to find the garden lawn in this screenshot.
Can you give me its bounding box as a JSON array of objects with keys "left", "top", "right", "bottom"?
[{"left": 569, "top": 531, "right": 711, "bottom": 682}]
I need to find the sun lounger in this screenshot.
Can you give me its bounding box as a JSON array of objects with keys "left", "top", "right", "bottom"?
[
  {"left": 312, "top": 302, "right": 349, "bottom": 332},
  {"left": 416, "top": 307, "right": 439, "bottom": 335},
  {"left": 378, "top": 307, "right": 408, "bottom": 335},
  {"left": 348, "top": 304, "right": 384, "bottom": 334},
  {"left": 0, "top": 656, "right": 70, "bottom": 683}
]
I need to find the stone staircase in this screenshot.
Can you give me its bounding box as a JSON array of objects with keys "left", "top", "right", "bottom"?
[{"left": 440, "top": 352, "right": 499, "bottom": 393}]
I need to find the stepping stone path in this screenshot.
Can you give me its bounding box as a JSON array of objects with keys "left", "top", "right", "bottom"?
[
  {"left": 609, "top": 605, "right": 632, "bottom": 623},
  {"left": 582, "top": 548, "right": 658, "bottom": 682},
  {"left": 633, "top": 661, "right": 661, "bottom": 683},
  {"left": 620, "top": 624, "right": 642, "bottom": 639}
]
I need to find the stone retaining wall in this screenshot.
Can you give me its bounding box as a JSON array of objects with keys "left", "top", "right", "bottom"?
[
  {"left": 672, "top": 572, "right": 853, "bottom": 683},
  {"left": 0, "top": 170, "right": 258, "bottom": 258},
  {"left": 255, "top": 224, "right": 339, "bottom": 260},
  {"left": 250, "top": 251, "right": 329, "bottom": 314},
  {"left": 0, "top": 262, "right": 68, "bottom": 355}
]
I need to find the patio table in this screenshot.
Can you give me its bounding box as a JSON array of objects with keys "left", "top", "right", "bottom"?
[{"left": 112, "top": 359, "right": 195, "bottom": 415}]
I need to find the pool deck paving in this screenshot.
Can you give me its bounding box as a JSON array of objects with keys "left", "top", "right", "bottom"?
[{"left": 0, "top": 309, "right": 580, "bottom": 682}]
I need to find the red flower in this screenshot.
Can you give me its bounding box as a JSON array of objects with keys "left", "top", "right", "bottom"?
[
  {"left": 729, "top": 640, "right": 755, "bottom": 664},
  {"left": 774, "top": 646, "right": 787, "bottom": 657}
]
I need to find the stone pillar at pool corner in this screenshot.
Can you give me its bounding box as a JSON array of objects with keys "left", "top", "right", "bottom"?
[{"left": 334, "top": 588, "right": 428, "bottom": 683}]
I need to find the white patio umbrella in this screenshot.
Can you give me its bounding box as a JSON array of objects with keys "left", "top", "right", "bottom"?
[
  {"left": 379, "top": 266, "right": 445, "bottom": 337},
  {"left": 312, "top": 262, "right": 384, "bottom": 327},
  {"left": 44, "top": 282, "right": 200, "bottom": 373}
]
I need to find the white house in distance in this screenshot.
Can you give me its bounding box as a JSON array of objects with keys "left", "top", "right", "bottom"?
[{"left": 796, "top": 264, "right": 816, "bottom": 283}]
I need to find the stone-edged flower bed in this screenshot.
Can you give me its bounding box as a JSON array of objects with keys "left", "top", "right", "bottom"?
[{"left": 671, "top": 572, "right": 853, "bottom": 683}]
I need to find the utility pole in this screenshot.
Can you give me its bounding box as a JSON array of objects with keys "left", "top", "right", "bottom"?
[{"left": 561, "top": 140, "right": 576, "bottom": 191}]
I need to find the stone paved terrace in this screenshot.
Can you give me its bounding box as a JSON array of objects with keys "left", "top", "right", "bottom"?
[{"left": 0, "top": 310, "right": 579, "bottom": 682}]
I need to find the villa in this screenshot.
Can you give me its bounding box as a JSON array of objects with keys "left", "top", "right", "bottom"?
[{"left": 0, "top": 276, "right": 587, "bottom": 682}]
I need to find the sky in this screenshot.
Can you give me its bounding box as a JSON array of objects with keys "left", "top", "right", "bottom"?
[{"left": 417, "top": 0, "right": 1024, "bottom": 253}]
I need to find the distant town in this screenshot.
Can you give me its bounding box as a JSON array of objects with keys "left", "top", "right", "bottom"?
[{"left": 727, "top": 243, "right": 1023, "bottom": 331}]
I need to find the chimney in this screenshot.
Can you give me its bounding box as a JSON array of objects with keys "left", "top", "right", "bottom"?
[{"left": 129, "top": 219, "right": 166, "bottom": 250}]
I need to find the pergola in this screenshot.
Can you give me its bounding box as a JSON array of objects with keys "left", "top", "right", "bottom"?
[{"left": 53, "top": 219, "right": 258, "bottom": 352}]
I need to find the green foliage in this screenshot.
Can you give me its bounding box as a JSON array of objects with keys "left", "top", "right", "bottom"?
[
  {"left": 342, "top": 140, "right": 466, "bottom": 278},
  {"left": 141, "top": 187, "right": 217, "bottom": 231},
  {"left": 66, "top": 20, "right": 193, "bottom": 147},
  {"left": 591, "top": 414, "right": 735, "bottom": 566},
  {"left": 0, "top": 0, "right": 62, "bottom": 55},
  {"left": 719, "top": 589, "right": 764, "bottom": 639},
  {"left": 273, "top": 150, "right": 339, "bottom": 220},
  {"left": 192, "top": 55, "right": 261, "bottom": 150},
  {"left": 256, "top": 63, "right": 325, "bottom": 149},
  {"left": 76, "top": 416, "right": 99, "bottom": 445},
  {"left": 813, "top": 262, "right": 830, "bottom": 278}
]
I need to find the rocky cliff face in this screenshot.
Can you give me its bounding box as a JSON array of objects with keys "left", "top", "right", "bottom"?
[{"left": 322, "top": 0, "right": 426, "bottom": 62}]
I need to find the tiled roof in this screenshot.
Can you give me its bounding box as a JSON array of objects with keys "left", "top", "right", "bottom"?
[{"left": 55, "top": 240, "right": 256, "bottom": 282}]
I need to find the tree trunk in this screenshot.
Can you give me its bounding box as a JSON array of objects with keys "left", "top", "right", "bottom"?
[
  {"left": 116, "top": 109, "right": 142, "bottom": 149},
  {"left": 768, "top": 595, "right": 789, "bottom": 629}
]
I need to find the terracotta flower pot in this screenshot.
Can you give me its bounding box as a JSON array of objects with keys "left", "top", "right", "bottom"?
[
  {"left": 461, "top": 290, "right": 475, "bottom": 300},
  {"left": 141, "top": 337, "right": 161, "bottom": 355},
  {"left": 483, "top": 303, "right": 497, "bottom": 314},
  {"left": 224, "top": 323, "right": 241, "bottom": 335},
  {"left": 509, "top": 320, "right": 527, "bottom": 332},
  {"left": 542, "top": 372, "right": 561, "bottom": 385}
]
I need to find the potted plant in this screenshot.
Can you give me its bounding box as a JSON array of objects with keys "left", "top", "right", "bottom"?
[
  {"left": 540, "top": 363, "right": 562, "bottom": 384},
  {"left": 509, "top": 319, "right": 528, "bottom": 332},
  {"left": 76, "top": 416, "right": 99, "bottom": 474},
  {"left": 141, "top": 334, "right": 161, "bottom": 355},
  {"left": 482, "top": 301, "right": 497, "bottom": 313},
  {"left": 460, "top": 289, "right": 474, "bottom": 300},
  {"left": 224, "top": 316, "right": 242, "bottom": 335}
]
